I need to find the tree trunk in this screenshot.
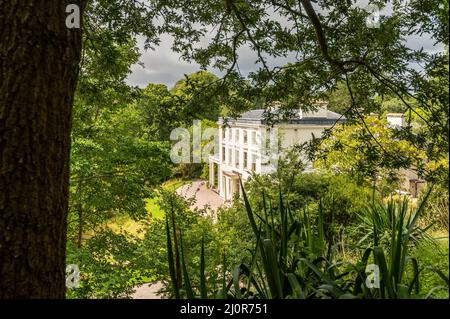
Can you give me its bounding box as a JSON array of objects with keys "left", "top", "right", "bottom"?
[
  {"left": 77, "top": 205, "right": 83, "bottom": 249},
  {"left": 170, "top": 207, "right": 182, "bottom": 289},
  {"left": 0, "top": 1, "right": 83, "bottom": 298}
]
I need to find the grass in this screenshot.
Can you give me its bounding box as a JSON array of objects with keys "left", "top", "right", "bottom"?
[
  {"left": 162, "top": 179, "right": 191, "bottom": 191},
  {"left": 146, "top": 178, "right": 191, "bottom": 220},
  {"left": 109, "top": 178, "right": 192, "bottom": 235},
  {"left": 107, "top": 214, "right": 148, "bottom": 238},
  {"left": 146, "top": 198, "right": 165, "bottom": 220},
  {"left": 413, "top": 238, "right": 449, "bottom": 298}
]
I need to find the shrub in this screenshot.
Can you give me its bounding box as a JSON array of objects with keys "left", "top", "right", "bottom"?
[{"left": 164, "top": 181, "right": 446, "bottom": 299}]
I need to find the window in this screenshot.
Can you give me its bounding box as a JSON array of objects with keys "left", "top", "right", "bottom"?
[
  {"left": 265, "top": 128, "right": 271, "bottom": 155},
  {"left": 243, "top": 130, "right": 248, "bottom": 144},
  {"left": 228, "top": 149, "right": 232, "bottom": 164},
  {"left": 222, "top": 147, "right": 226, "bottom": 162},
  {"left": 236, "top": 129, "right": 240, "bottom": 144},
  {"left": 222, "top": 127, "right": 226, "bottom": 140},
  {"left": 243, "top": 151, "right": 248, "bottom": 168},
  {"left": 251, "top": 154, "right": 257, "bottom": 171}
]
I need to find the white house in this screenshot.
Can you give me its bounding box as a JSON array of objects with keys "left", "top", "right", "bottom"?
[
  {"left": 386, "top": 113, "right": 406, "bottom": 129},
  {"left": 208, "top": 106, "right": 345, "bottom": 201},
  {"left": 386, "top": 113, "right": 425, "bottom": 198}
]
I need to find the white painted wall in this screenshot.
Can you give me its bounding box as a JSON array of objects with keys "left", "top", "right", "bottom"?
[
  {"left": 387, "top": 114, "right": 405, "bottom": 128},
  {"left": 214, "top": 122, "right": 331, "bottom": 200}
]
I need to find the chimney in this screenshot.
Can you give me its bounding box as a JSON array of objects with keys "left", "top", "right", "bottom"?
[{"left": 386, "top": 113, "right": 405, "bottom": 128}]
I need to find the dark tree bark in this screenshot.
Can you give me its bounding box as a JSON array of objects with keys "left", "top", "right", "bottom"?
[
  {"left": 77, "top": 205, "right": 83, "bottom": 249},
  {"left": 0, "top": 1, "right": 83, "bottom": 298}
]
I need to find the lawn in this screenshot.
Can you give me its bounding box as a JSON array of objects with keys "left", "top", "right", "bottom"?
[
  {"left": 145, "top": 198, "right": 165, "bottom": 220},
  {"left": 108, "top": 178, "right": 192, "bottom": 235},
  {"left": 146, "top": 178, "right": 191, "bottom": 220}
]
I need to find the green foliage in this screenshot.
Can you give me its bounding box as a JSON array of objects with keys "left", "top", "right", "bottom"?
[
  {"left": 68, "top": 23, "right": 174, "bottom": 252},
  {"left": 66, "top": 230, "right": 153, "bottom": 299},
  {"left": 139, "top": 83, "right": 177, "bottom": 141},
  {"left": 67, "top": 32, "right": 174, "bottom": 297},
  {"left": 424, "top": 185, "right": 449, "bottom": 232},
  {"left": 67, "top": 25, "right": 229, "bottom": 298},
  {"left": 141, "top": 189, "right": 251, "bottom": 299},
  {"left": 166, "top": 179, "right": 446, "bottom": 299},
  {"left": 84, "top": 1, "right": 449, "bottom": 164},
  {"left": 68, "top": 100, "right": 172, "bottom": 247},
  {"left": 139, "top": 71, "right": 223, "bottom": 142},
  {"left": 65, "top": 0, "right": 449, "bottom": 300},
  {"left": 173, "top": 119, "right": 218, "bottom": 179},
  {"left": 158, "top": 1, "right": 448, "bottom": 157},
  {"left": 379, "top": 96, "right": 408, "bottom": 115},
  {"left": 243, "top": 153, "right": 375, "bottom": 240},
  {"left": 325, "top": 81, "right": 353, "bottom": 115},
  {"left": 171, "top": 71, "right": 223, "bottom": 121},
  {"left": 413, "top": 240, "right": 449, "bottom": 299},
  {"left": 357, "top": 193, "right": 435, "bottom": 250},
  {"left": 358, "top": 189, "right": 433, "bottom": 299},
  {"left": 317, "top": 116, "right": 429, "bottom": 185}
]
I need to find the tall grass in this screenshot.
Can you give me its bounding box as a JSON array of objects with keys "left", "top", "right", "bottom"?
[{"left": 164, "top": 180, "right": 446, "bottom": 299}]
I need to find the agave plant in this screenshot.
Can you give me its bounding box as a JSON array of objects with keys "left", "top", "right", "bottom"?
[
  {"left": 164, "top": 177, "right": 332, "bottom": 299},
  {"left": 217, "top": 178, "right": 336, "bottom": 299},
  {"left": 164, "top": 182, "right": 443, "bottom": 299},
  {"left": 356, "top": 190, "right": 435, "bottom": 249},
  {"left": 365, "top": 189, "right": 434, "bottom": 298}
]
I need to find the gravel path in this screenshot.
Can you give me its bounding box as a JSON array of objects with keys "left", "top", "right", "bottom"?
[
  {"left": 131, "top": 281, "right": 165, "bottom": 299},
  {"left": 132, "top": 180, "right": 225, "bottom": 299},
  {"left": 176, "top": 180, "right": 225, "bottom": 216}
]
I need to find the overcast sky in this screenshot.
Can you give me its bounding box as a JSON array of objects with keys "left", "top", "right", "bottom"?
[{"left": 125, "top": 7, "right": 443, "bottom": 89}]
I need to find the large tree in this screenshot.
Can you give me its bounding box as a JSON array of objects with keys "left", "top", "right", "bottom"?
[
  {"left": 0, "top": 0, "right": 164, "bottom": 298},
  {"left": 0, "top": 1, "right": 84, "bottom": 298},
  {"left": 140, "top": 71, "right": 223, "bottom": 141},
  {"left": 155, "top": 0, "right": 448, "bottom": 176}
]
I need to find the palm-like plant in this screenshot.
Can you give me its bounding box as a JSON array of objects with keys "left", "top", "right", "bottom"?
[
  {"left": 356, "top": 192, "right": 435, "bottom": 249},
  {"left": 164, "top": 183, "right": 444, "bottom": 299},
  {"left": 361, "top": 189, "right": 435, "bottom": 298}
]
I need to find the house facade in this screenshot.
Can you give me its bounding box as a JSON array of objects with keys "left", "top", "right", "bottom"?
[
  {"left": 386, "top": 113, "right": 426, "bottom": 198},
  {"left": 208, "top": 107, "right": 345, "bottom": 201}
]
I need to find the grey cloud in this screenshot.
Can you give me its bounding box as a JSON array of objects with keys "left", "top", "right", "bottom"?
[
  {"left": 126, "top": 35, "right": 203, "bottom": 88},
  {"left": 126, "top": 5, "right": 444, "bottom": 88}
]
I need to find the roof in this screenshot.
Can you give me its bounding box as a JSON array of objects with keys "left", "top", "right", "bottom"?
[
  {"left": 219, "top": 107, "right": 346, "bottom": 125},
  {"left": 386, "top": 113, "right": 405, "bottom": 117}
]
